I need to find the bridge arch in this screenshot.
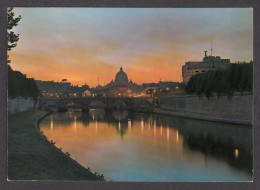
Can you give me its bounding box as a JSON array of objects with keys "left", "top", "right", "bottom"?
[
  {"left": 89, "top": 99, "right": 106, "bottom": 109},
  {"left": 62, "top": 100, "right": 83, "bottom": 109},
  {"left": 40, "top": 99, "right": 59, "bottom": 110},
  {"left": 111, "top": 100, "right": 128, "bottom": 109},
  {"left": 133, "top": 98, "right": 152, "bottom": 108}
]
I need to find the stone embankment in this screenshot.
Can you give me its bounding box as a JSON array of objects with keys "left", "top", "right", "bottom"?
[
  {"left": 8, "top": 110, "right": 101, "bottom": 180},
  {"left": 154, "top": 93, "right": 252, "bottom": 125},
  {"left": 8, "top": 97, "right": 35, "bottom": 115}
]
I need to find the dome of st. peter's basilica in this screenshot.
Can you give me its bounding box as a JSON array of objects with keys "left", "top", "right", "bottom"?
[{"left": 115, "top": 66, "right": 128, "bottom": 86}]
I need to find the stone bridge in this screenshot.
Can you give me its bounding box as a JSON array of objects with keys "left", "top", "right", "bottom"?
[{"left": 37, "top": 97, "right": 155, "bottom": 111}]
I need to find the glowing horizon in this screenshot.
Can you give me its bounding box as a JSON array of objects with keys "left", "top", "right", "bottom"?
[{"left": 8, "top": 8, "right": 253, "bottom": 87}]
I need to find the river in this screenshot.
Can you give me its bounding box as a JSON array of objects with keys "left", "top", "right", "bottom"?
[{"left": 39, "top": 109, "right": 252, "bottom": 181}]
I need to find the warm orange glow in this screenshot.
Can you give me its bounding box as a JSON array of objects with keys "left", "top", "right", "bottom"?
[
  {"left": 167, "top": 127, "right": 170, "bottom": 142},
  {"left": 8, "top": 8, "right": 253, "bottom": 87},
  {"left": 141, "top": 119, "right": 144, "bottom": 134},
  {"left": 153, "top": 121, "right": 157, "bottom": 136},
  {"left": 235, "top": 148, "right": 239, "bottom": 159},
  {"left": 176, "top": 129, "right": 179, "bottom": 143},
  {"left": 50, "top": 116, "right": 53, "bottom": 133},
  {"left": 128, "top": 119, "right": 132, "bottom": 129},
  {"left": 9, "top": 49, "right": 184, "bottom": 87},
  {"left": 74, "top": 116, "right": 77, "bottom": 132}
]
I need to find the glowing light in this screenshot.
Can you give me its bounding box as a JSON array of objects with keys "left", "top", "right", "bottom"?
[
  {"left": 153, "top": 121, "right": 156, "bottom": 135},
  {"left": 50, "top": 116, "right": 53, "bottom": 132},
  {"left": 160, "top": 125, "right": 163, "bottom": 136},
  {"left": 167, "top": 127, "right": 170, "bottom": 142},
  {"left": 92, "top": 112, "right": 95, "bottom": 120},
  {"left": 128, "top": 119, "right": 132, "bottom": 129},
  {"left": 234, "top": 148, "right": 239, "bottom": 159},
  {"left": 95, "top": 120, "right": 98, "bottom": 134},
  {"left": 176, "top": 129, "right": 179, "bottom": 143},
  {"left": 119, "top": 121, "right": 121, "bottom": 131},
  {"left": 74, "top": 115, "right": 77, "bottom": 131},
  {"left": 141, "top": 119, "right": 144, "bottom": 134}
]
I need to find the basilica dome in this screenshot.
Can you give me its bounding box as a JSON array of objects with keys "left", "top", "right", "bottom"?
[{"left": 115, "top": 66, "right": 128, "bottom": 87}]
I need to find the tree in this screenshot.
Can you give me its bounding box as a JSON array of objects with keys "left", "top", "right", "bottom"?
[
  {"left": 7, "top": 7, "right": 21, "bottom": 63},
  {"left": 7, "top": 8, "right": 40, "bottom": 100},
  {"left": 186, "top": 62, "right": 253, "bottom": 99}
]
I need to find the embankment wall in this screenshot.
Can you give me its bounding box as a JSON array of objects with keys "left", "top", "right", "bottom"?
[
  {"left": 8, "top": 97, "right": 35, "bottom": 115},
  {"left": 158, "top": 93, "right": 252, "bottom": 120}
]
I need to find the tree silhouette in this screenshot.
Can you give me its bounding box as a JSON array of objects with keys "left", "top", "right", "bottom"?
[
  {"left": 7, "top": 7, "right": 21, "bottom": 63},
  {"left": 186, "top": 62, "right": 253, "bottom": 99},
  {"left": 7, "top": 8, "right": 40, "bottom": 100}
]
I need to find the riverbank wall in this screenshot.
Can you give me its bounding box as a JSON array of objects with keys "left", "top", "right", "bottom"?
[
  {"left": 156, "top": 93, "right": 252, "bottom": 125},
  {"left": 8, "top": 110, "right": 101, "bottom": 180},
  {"left": 8, "top": 97, "right": 35, "bottom": 115}
]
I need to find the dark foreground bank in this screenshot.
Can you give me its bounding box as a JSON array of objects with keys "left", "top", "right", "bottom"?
[{"left": 8, "top": 110, "right": 101, "bottom": 180}]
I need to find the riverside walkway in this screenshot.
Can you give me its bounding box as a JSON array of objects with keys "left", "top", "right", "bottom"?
[{"left": 8, "top": 110, "right": 100, "bottom": 180}]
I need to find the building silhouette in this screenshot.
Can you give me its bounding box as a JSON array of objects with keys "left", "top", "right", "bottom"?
[{"left": 182, "top": 51, "right": 231, "bottom": 83}]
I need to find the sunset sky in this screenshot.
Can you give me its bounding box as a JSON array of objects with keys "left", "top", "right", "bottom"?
[{"left": 9, "top": 8, "right": 253, "bottom": 87}]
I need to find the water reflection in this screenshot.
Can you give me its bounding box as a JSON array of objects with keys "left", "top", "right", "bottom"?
[
  {"left": 40, "top": 109, "right": 252, "bottom": 181},
  {"left": 176, "top": 129, "right": 179, "bottom": 143}
]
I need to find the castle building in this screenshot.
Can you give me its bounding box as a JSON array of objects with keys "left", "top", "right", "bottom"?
[{"left": 182, "top": 51, "right": 231, "bottom": 83}]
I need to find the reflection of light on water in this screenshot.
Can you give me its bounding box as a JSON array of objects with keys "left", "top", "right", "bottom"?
[
  {"left": 50, "top": 116, "right": 53, "bottom": 132},
  {"left": 119, "top": 121, "right": 121, "bottom": 132},
  {"left": 167, "top": 127, "right": 170, "bottom": 142},
  {"left": 153, "top": 121, "right": 156, "bottom": 135},
  {"left": 92, "top": 112, "right": 95, "bottom": 120},
  {"left": 74, "top": 115, "right": 77, "bottom": 132},
  {"left": 160, "top": 125, "right": 163, "bottom": 136},
  {"left": 95, "top": 120, "right": 98, "bottom": 134},
  {"left": 235, "top": 148, "right": 239, "bottom": 159},
  {"left": 148, "top": 121, "right": 151, "bottom": 131},
  {"left": 128, "top": 119, "right": 132, "bottom": 129},
  {"left": 176, "top": 129, "right": 179, "bottom": 143},
  {"left": 141, "top": 119, "right": 144, "bottom": 134}
]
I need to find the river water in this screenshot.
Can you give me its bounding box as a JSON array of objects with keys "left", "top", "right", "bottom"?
[{"left": 39, "top": 109, "right": 252, "bottom": 181}]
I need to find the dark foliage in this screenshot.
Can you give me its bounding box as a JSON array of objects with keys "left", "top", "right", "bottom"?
[
  {"left": 8, "top": 65, "right": 40, "bottom": 100},
  {"left": 7, "top": 9, "right": 39, "bottom": 99},
  {"left": 8, "top": 7, "right": 21, "bottom": 51},
  {"left": 7, "top": 7, "right": 22, "bottom": 63},
  {"left": 186, "top": 61, "right": 253, "bottom": 99}
]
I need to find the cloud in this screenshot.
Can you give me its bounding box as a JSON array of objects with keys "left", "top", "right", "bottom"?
[{"left": 10, "top": 8, "right": 253, "bottom": 87}]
